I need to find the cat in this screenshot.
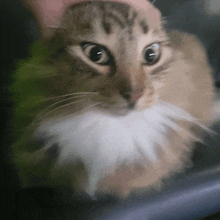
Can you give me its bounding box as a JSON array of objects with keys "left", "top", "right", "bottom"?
[{"left": 11, "top": 1, "right": 216, "bottom": 198}]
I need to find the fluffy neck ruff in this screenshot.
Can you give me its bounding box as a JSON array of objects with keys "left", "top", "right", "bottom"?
[{"left": 35, "top": 100, "right": 206, "bottom": 196}]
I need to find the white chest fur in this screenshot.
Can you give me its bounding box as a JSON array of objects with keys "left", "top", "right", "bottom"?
[{"left": 36, "top": 100, "right": 203, "bottom": 195}]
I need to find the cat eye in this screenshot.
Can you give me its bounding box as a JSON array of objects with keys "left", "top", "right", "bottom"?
[
  {"left": 81, "top": 43, "right": 110, "bottom": 65},
  {"left": 143, "top": 43, "right": 161, "bottom": 65}
]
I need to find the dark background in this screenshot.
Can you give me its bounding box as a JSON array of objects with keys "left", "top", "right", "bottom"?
[{"left": 1, "top": 0, "right": 220, "bottom": 219}]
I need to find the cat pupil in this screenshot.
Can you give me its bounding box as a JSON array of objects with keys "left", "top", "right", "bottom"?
[
  {"left": 145, "top": 49, "right": 155, "bottom": 62},
  {"left": 90, "top": 47, "right": 103, "bottom": 62},
  {"left": 143, "top": 43, "right": 161, "bottom": 65}
]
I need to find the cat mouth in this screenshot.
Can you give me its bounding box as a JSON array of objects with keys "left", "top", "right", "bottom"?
[
  {"left": 127, "top": 102, "right": 136, "bottom": 110},
  {"left": 100, "top": 102, "right": 139, "bottom": 117}
]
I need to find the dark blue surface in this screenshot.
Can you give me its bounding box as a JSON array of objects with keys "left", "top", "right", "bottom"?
[{"left": 88, "top": 170, "right": 220, "bottom": 220}]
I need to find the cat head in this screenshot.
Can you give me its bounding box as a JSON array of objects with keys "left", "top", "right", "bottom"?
[{"left": 43, "top": 1, "right": 173, "bottom": 117}]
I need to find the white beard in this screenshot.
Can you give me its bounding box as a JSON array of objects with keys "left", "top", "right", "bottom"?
[{"left": 36, "top": 100, "right": 209, "bottom": 196}]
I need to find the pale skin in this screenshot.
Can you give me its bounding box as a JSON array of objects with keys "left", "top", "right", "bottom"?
[{"left": 21, "top": 0, "right": 161, "bottom": 37}]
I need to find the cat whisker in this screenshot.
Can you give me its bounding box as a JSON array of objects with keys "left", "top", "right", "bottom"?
[
  {"left": 82, "top": 102, "right": 103, "bottom": 112},
  {"left": 38, "top": 99, "right": 87, "bottom": 119},
  {"left": 163, "top": 115, "right": 217, "bottom": 145},
  {"left": 67, "top": 102, "right": 104, "bottom": 118},
  {"left": 28, "top": 93, "right": 100, "bottom": 129},
  {"left": 29, "top": 96, "right": 88, "bottom": 126},
  {"left": 37, "top": 95, "right": 89, "bottom": 118},
  {"left": 27, "top": 99, "right": 87, "bottom": 130},
  {"left": 169, "top": 122, "right": 204, "bottom": 143},
  {"left": 43, "top": 92, "right": 99, "bottom": 102}
]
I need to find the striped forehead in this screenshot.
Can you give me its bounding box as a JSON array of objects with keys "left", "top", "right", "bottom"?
[
  {"left": 101, "top": 5, "right": 149, "bottom": 36},
  {"left": 67, "top": 2, "right": 149, "bottom": 36}
]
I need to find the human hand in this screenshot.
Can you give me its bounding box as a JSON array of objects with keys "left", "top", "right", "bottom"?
[{"left": 21, "top": 0, "right": 161, "bottom": 37}]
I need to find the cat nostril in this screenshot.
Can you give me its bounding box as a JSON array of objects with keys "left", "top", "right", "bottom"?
[
  {"left": 121, "top": 89, "right": 143, "bottom": 106},
  {"left": 122, "top": 93, "right": 131, "bottom": 101},
  {"left": 130, "top": 90, "right": 143, "bottom": 103}
]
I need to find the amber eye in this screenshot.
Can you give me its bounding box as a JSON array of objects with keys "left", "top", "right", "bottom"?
[
  {"left": 81, "top": 43, "right": 109, "bottom": 65},
  {"left": 143, "top": 43, "right": 161, "bottom": 65}
]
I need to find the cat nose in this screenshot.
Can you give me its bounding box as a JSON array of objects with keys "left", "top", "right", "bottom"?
[{"left": 121, "top": 89, "right": 144, "bottom": 108}]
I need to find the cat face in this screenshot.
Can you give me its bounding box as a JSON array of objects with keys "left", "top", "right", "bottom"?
[{"left": 45, "top": 2, "right": 173, "bottom": 117}]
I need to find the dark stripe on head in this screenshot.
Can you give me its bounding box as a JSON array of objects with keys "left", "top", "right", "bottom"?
[
  {"left": 127, "top": 10, "right": 138, "bottom": 40},
  {"left": 106, "top": 12, "right": 126, "bottom": 29},
  {"left": 140, "top": 20, "right": 148, "bottom": 34},
  {"left": 100, "top": 2, "right": 136, "bottom": 34},
  {"left": 102, "top": 20, "right": 111, "bottom": 34}
]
